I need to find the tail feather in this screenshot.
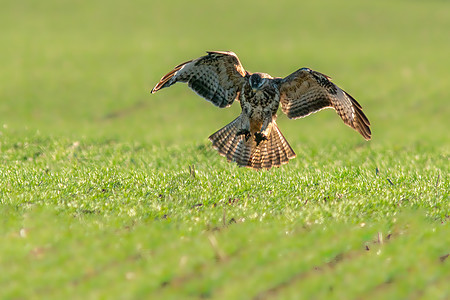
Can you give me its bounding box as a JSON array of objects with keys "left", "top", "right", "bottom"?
[
  {"left": 215, "top": 129, "right": 234, "bottom": 157},
  {"left": 234, "top": 139, "right": 252, "bottom": 166},
  {"left": 210, "top": 116, "right": 240, "bottom": 157},
  {"left": 226, "top": 134, "right": 242, "bottom": 162},
  {"left": 250, "top": 146, "right": 263, "bottom": 169},
  {"left": 272, "top": 124, "right": 296, "bottom": 165},
  {"left": 209, "top": 116, "right": 296, "bottom": 170},
  {"left": 261, "top": 142, "right": 273, "bottom": 169},
  {"left": 269, "top": 128, "right": 282, "bottom": 166},
  {"left": 268, "top": 131, "right": 281, "bottom": 167}
]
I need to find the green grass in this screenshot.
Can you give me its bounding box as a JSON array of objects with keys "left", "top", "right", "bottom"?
[{"left": 0, "top": 0, "right": 449, "bottom": 299}]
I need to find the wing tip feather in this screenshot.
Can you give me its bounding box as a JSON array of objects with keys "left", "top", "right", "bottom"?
[
  {"left": 342, "top": 90, "right": 371, "bottom": 140},
  {"left": 151, "top": 60, "right": 191, "bottom": 94}
]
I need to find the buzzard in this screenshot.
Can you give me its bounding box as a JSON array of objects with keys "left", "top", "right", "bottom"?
[{"left": 151, "top": 51, "right": 371, "bottom": 170}]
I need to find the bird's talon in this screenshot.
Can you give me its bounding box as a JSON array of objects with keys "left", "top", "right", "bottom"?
[{"left": 254, "top": 132, "right": 268, "bottom": 146}]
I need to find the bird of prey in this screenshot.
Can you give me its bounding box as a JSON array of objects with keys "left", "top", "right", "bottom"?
[{"left": 151, "top": 51, "right": 371, "bottom": 170}]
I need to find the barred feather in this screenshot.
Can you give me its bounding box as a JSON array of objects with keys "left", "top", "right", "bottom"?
[
  {"left": 152, "top": 51, "right": 372, "bottom": 170},
  {"left": 209, "top": 117, "right": 296, "bottom": 170}
]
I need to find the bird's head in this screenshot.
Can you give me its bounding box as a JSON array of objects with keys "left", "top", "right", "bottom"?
[{"left": 249, "top": 73, "right": 265, "bottom": 91}]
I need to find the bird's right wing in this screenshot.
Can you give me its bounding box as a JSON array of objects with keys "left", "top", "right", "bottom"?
[{"left": 151, "top": 51, "right": 248, "bottom": 108}]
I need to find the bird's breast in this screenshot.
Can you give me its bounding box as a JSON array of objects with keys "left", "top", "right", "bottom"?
[{"left": 240, "top": 84, "right": 280, "bottom": 117}]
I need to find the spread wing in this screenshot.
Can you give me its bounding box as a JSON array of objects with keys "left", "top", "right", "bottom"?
[
  {"left": 151, "top": 51, "right": 247, "bottom": 108},
  {"left": 277, "top": 68, "right": 371, "bottom": 140}
]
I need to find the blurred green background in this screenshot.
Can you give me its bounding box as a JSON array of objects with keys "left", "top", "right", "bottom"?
[{"left": 1, "top": 0, "right": 449, "bottom": 147}]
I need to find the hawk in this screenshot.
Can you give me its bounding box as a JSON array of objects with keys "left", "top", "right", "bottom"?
[{"left": 151, "top": 51, "right": 371, "bottom": 170}]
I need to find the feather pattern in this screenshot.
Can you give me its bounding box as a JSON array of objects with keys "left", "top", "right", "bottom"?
[
  {"left": 209, "top": 116, "right": 296, "bottom": 169},
  {"left": 151, "top": 51, "right": 247, "bottom": 108},
  {"left": 152, "top": 52, "right": 372, "bottom": 170},
  {"left": 277, "top": 68, "right": 371, "bottom": 140}
]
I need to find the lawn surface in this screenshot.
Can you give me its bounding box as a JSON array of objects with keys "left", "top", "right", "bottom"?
[{"left": 0, "top": 0, "right": 449, "bottom": 299}]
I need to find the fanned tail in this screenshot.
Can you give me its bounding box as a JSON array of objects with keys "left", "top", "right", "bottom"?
[{"left": 209, "top": 117, "right": 296, "bottom": 170}]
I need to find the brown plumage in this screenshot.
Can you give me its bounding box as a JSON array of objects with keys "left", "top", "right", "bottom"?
[
  {"left": 208, "top": 116, "right": 296, "bottom": 169},
  {"left": 151, "top": 51, "right": 371, "bottom": 170},
  {"left": 277, "top": 68, "right": 371, "bottom": 140}
]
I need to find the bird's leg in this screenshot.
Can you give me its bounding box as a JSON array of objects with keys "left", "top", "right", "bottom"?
[
  {"left": 254, "top": 110, "right": 272, "bottom": 146},
  {"left": 236, "top": 113, "right": 252, "bottom": 141}
]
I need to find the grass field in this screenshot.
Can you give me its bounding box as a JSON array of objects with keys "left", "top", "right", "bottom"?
[{"left": 1, "top": 0, "right": 449, "bottom": 299}]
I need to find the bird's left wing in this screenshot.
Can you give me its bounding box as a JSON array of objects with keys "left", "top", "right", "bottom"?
[
  {"left": 151, "top": 51, "right": 247, "bottom": 108},
  {"left": 276, "top": 68, "right": 371, "bottom": 140}
]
